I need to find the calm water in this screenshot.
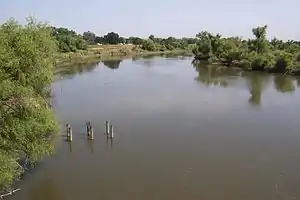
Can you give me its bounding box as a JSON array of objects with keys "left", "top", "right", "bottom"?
[{"left": 11, "top": 55, "right": 300, "bottom": 200}]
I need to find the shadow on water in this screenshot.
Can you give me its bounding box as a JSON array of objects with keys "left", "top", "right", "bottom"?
[{"left": 193, "top": 62, "right": 297, "bottom": 106}]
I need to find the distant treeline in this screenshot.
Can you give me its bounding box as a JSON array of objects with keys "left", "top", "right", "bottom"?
[
  {"left": 51, "top": 27, "right": 198, "bottom": 53},
  {"left": 192, "top": 25, "right": 300, "bottom": 74}
]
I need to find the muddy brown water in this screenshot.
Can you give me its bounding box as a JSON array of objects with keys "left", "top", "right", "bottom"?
[{"left": 10, "top": 56, "right": 300, "bottom": 200}]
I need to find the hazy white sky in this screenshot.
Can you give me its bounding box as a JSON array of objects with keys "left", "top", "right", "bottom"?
[{"left": 0, "top": 0, "right": 299, "bottom": 40}]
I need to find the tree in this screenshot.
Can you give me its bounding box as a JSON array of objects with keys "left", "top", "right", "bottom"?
[
  {"left": 52, "top": 27, "right": 87, "bottom": 52},
  {"left": 119, "top": 37, "right": 126, "bottom": 44},
  {"left": 95, "top": 36, "right": 105, "bottom": 44},
  {"left": 250, "top": 25, "right": 269, "bottom": 54},
  {"left": 149, "top": 34, "right": 155, "bottom": 41},
  {"left": 141, "top": 39, "right": 156, "bottom": 51},
  {"left": 83, "top": 31, "right": 96, "bottom": 45},
  {"left": 126, "top": 37, "right": 144, "bottom": 45},
  {"left": 103, "top": 32, "right": 120, "bottom": 44},
  {"left": 0, "top": 17, "right": 58, "bottom": 189}
]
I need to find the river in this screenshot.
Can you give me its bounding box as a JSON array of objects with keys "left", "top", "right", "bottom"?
[{"left": 10, "top": 55, "right": 300, "bottom": 200}]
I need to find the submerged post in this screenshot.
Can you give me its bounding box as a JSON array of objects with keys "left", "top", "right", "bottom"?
[
  {"left": 105, "top": 121, "right": 110, "bottom": 135},
  {"left": 109, "top": 124, "right": 114, "bottom": 139}
]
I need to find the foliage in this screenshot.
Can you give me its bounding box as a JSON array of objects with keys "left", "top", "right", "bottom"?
[
  {"left": 141, "top": 39, "right": 156, "bottom": 51},
  {"left": 52, "top": 27, "right": 87, "bottom": 52},
  {"left": 0, "top": 17, "right": 58, "bottom": 189},
  {"left": 83, "top": 31, "right": 96, "bottom": 45},
  {"left": 127, "top": 37, "right": 144, "bottom": 45},
  {"left": 193, "top": 25, "right": 300, "bottom": 74},
  {"left": 80, "top": 31, "right": 195, "bottom": 51},
  {"left": 103, "top": 32, "right": 121, "bottom": 44}
]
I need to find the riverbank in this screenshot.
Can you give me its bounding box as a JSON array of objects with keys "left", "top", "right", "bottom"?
[{"left": 55, "top": 44, "right": 191, "bottom": 66}]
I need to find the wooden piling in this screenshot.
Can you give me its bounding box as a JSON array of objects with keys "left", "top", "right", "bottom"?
[
  {"left": 66, "top": 124, "right": 70, "bottom": 137},
  {"left": 109, "top": 124, "right": 114, "bottom": 139},
  {"left": 90, "top": 126, "right": 94, "bottom": 140},
  {"left": 69, "top": 128, "right": 73, "bottom": 142},
  {"left": 66, "top": 124, "right": 72, "bottom": 142},
  {"left": 87, "top": 122, "right": 94, "bottom": 140},
  {"left": 86, "top": 122, "right": 91, "bottom": 139},
  {"left": 105, "top": 121, "right": 110, "bottom": 135}
]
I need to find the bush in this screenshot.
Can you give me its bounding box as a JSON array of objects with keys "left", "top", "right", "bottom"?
[
  {"left": 274, "top": 51, "right": 294, "bottom": 73},
  {"left": 0, "top": 17, "right": 58, "bottom": 189},
  {"left": 250, "top": 53, "right": 275, "bottom": 71},
  {"left": 141, "top": 39, "right": 156, "bottom": 51}
]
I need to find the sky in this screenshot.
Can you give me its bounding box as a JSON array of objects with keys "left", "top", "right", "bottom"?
[{"left": 0, "top": 0, "right": 299, "bottom": 40}]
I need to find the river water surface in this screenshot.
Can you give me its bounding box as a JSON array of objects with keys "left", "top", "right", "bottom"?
[{"left": 10, "top": 55, "right": 300, "bottom": 200}]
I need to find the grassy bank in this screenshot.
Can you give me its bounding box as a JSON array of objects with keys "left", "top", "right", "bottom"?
[{"left": 55, "top": 44, "right": 191, "bottom": 66}]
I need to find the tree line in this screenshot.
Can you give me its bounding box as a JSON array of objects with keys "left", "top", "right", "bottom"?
[
  {"left": 52, "top": 27, "right": 198, "bottom": 53},
  {"left": 192, "top": 25, "right": 300, "bottom": 74}
]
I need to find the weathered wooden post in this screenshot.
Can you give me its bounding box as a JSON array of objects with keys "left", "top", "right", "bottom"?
[
  {"left": 66, "top": 124, "right": 72, "bottom": 142},
  {"left": 86, "top": 122, "right": 90, "bottom": 138},
  {"left": 69, "top": 130, "right": 73, "bottom": 142},
  {"left": 109, "top": 124, "right": 114, "bottom": 139},
  {"left": 105, "top": 121, "right": 110, "bottom": 135},
  {"left": 87, "top": 122, "right": 94, "bottom": 140},
  {"left": 90, "top": 126, "right": 94, "bottom": 140}
]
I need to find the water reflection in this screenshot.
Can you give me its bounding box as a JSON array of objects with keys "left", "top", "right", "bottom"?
[
  {"left": 132, "top": 55, "right": 157, "bottom": 67},
  {"left": 68, "top": 142, "right": 72, "bottom": 153},
  {"left": 193, "top": 62, "right": 298, "bottom": 106},
  {"left": 132, "top": 54, "right": 187, "bottom": 67},
  {"left": 102, "top": 59, "right": 122, "bottom": 69},
  {"left": 54, "top": 61, "right": 99, "bottom": 80},
  {"left": 106, "top": 137, "right": 113, "bottom": 149},
  {"left": 87, "top": 140, "right": 94, "bottom": 153},
  {"left": 245, "top": 73, "right": 270, "bottom": 106},
  {"left": 274, "top": 76, "right": 295, "bottom": 93},
  {"left": 193, "top": 63, "right": 241, "bottom": 88}
]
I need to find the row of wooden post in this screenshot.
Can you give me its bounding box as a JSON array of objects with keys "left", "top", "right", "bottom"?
[{"left": 66, "top": 121, "right": 114, "bottom": 142}]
